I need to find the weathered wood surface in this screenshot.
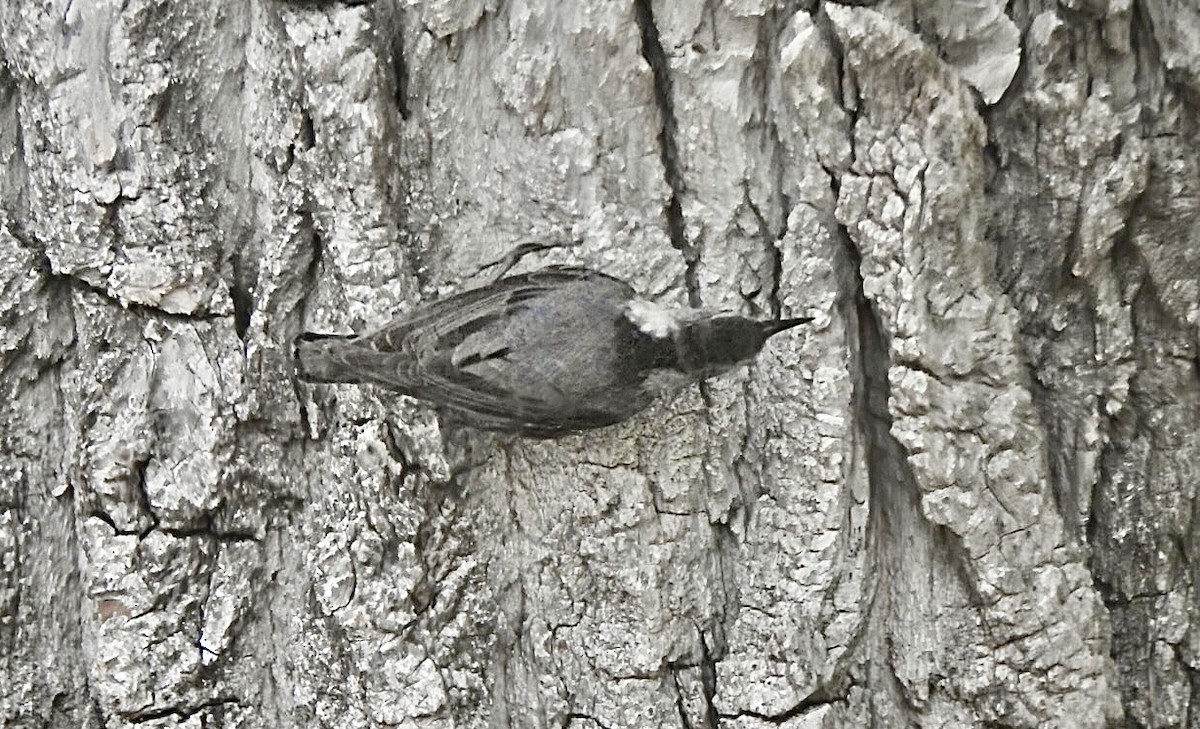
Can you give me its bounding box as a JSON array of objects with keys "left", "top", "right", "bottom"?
[{"left": 1, "top": 1, "right": 1197, "bottom": 727}]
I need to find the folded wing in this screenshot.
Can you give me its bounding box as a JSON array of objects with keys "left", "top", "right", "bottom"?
[{"left": 339, "top": 266, "right": 640, "bottom": 435}]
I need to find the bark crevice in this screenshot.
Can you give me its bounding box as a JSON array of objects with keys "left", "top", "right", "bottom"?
[
  {"left": 633, "top": 0, "right": 700, "bottom": 306},
  {"left": 124, "top": 697, "right": 240, "bottom": 724}
]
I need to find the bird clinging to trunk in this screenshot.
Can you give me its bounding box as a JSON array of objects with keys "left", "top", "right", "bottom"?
[{"left": 296, "top": 265, "right": 810, "bottom": 438}]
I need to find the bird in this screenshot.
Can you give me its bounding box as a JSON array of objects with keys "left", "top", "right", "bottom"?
[{"left": 295, "top": 265, "right": 810, "bottom": 438}]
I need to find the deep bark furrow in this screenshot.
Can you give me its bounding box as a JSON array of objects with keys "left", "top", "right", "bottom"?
[{"left": 633, "top": 0, "right": 701, "bottom": 306}]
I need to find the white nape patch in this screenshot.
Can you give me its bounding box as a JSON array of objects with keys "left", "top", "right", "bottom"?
[{"left": 625, "top": 299, "right": 680, "bottom": 338}]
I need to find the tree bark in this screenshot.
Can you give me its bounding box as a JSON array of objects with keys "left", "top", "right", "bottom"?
[{"left": 1, "top": 0, "right": 1197, "bottom": 727}]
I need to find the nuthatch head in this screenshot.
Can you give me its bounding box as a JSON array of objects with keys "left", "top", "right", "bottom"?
[
  {"left": 297, "top": 265, "right": 810, "bottom": 437},
  {"left": 625, "top": 300, "right": 810, "bottom": 379}
]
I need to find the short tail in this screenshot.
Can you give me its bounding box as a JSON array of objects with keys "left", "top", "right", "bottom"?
[{"left": 294, "top": 332, "right": 360, "bottom": 383}]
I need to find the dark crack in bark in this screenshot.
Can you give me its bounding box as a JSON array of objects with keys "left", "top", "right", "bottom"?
[
  {"left": 0, "top": 60, "right": 29, "bottom": 214},
  {"left": 291, "top": 210, "right": 326, "bottom": 435},
  {"left": 5, "top": 216, "right": 227, "bottom": 326},
  {"left": 633, "top": 0, "right": 701, "bottom": 306},
  {"left": 229, "top": 237, "right": 256, "bottom": 344},
  {"left": 696, "top": 625, "right": 720, "bottom": 729},
  {"left": 298, "top": 210, "right": 324, "bottom": 313},
  {"left": 130, "top": 454, "right": 159, "bottom": 538},
  {"left": 743, "top": 188, "right": 788, "bottom": 319},
  {"left": 125, "top": 696, "right": 240, "bottom": 723},
  {"left": 565, "top": 711, "right": 614, "bottom": 729},
  {"left": 386, "top": 8, "right": 411, "bottom": 121},
  {"left": 719, "top": 684, "right": 843, "bottom": 723}
]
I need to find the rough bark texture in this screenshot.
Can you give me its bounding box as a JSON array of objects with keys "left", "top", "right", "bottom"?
[{"left": 1, "top": 0, "right": 1197, "bottom": 727}]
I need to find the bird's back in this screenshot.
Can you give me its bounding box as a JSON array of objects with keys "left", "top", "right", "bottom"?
[{"left": 298, "top": 267, "right": 671, "bottom": 436}]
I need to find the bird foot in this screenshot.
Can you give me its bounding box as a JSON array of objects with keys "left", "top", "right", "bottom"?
[{"left": 473, "top": 238, "right": 583, "bottom": 284}]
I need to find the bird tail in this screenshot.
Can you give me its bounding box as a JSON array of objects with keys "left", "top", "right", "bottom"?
[{"left": 294, "top": 332, "right": 362, "bottom": 383}]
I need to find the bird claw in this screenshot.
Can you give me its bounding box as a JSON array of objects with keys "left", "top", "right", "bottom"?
[{"left": 474, "top": 238, "right": 584, "bottom": 284}]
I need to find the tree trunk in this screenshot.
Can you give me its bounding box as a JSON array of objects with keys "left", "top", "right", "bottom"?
[{"left": 1, "top": 0, "right": 1197, "bottom": 727}]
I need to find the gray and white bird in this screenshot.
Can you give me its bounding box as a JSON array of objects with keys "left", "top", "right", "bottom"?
[{"left": 295, "top": 265, "right": 810, "bottom": 438}]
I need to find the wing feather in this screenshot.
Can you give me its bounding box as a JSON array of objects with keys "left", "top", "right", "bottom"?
[
  {"left": 360, "top": 266, "right": 625, "bottom": 349},
  {"left": 340, "top": 266, "right": 637, "bottom": 434}
]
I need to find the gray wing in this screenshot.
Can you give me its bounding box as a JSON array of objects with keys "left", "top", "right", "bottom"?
[{"left": 332, "top": 266, "right": 640, "bottom": 434}]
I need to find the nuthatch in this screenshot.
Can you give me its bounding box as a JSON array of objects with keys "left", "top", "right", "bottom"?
[{"left": 296, "top": 265, "right": 810, "bottom": 437}]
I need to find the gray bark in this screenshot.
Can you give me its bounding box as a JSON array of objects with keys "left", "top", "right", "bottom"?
[{"left": 1, "top": 0, "right": 1197, "bottom": 727}]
